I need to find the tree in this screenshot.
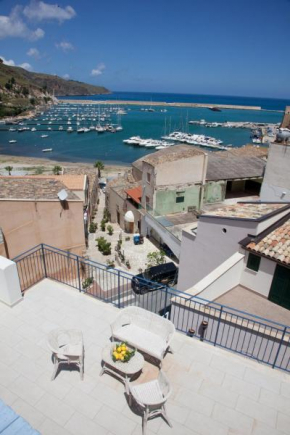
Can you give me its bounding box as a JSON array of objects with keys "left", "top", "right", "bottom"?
[
  {"left": 94, "top": 160, "right": 104, "bottom": 178},
  {"left": 5, "top": 166, "right": 13, "bottom": 176},
  {"left": 53, "top": 165, "right": 62, "bottom": 175},
  {"left": 10, "top": 77, "right": 15, "bottom": 85},
  {"left": 146, "top": 250, "right": 166, "bottom": 268},
  {"left": 29, "top": 97, "right": 36, "bottom": 105},
  {"left": 22, "top": 87, "right": 29, "bottom": 97}
]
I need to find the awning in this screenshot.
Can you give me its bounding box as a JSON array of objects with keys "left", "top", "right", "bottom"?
[{"left": 125, "top": 186, "right": 142, "bottom": 204}]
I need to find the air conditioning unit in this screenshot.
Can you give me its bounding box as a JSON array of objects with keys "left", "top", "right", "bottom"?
[{"left": 188, "top": 206, "right": 196, "bottom": 212}]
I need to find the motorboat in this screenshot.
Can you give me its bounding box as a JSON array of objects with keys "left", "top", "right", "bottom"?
[
  {"left": 41, "top": 134, "right": 48, "bottom": 138},
  {"left": 123, "top": 136, "right": 142, "bottom": 145},
  {"left": 9, "top": 140, "right": 17, "bottom": 143},
  {"left": 42, "top": 148, "right": 53, "bottom": 152}
]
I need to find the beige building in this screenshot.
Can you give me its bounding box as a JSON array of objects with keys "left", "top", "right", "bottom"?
[
  {"left": 106, "top": 173, "right": 142, "bottom": 233},
  {"left": 0, "top": 177, "right": 86, "bottom": 259},
  {"left": 107, "top": 145, "right": 208, "bottom": 232}
]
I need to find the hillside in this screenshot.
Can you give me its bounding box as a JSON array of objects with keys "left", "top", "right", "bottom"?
[{"left": 0, "top": 61, "right": 110, "bottom": 118}]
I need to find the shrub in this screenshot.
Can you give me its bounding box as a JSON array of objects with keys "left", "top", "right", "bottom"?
[
  {"left": 89, "top": 222, "right": 98, "bottom": 233},
  {"left": 96, "top": 237, "right": 111, "bottom": 255},
  {"left": 103, "top": 208, "right": 110, "bottom": 223},
  {"left": 107, "top": 225, "right": 114, "bottom": 236},
  {"left": 146, "top": 251, "right": 166, "bottom": 268},
  {"left": 96, "top": 236, "right": 106, "bottom": 251},
  {"left": 116, "top": 240, "right": 122, "bottom": 251},
  {"left": 82, "top": 277, "right": 93, "bottom": 289},
  {"left": 125, "top": 236, "right": 130, "bottom": 241},
  {"left": 101, "top": 220, "right": 106, "bottom": 231},
  {"left": 119, "top": 252, "right": 125, "bottom": 262},
  {"left": 53, "top": 165, "right": 62, "bottom": 175},
  {"left": 102, "top": 242, "right": 111, "bottom": 255}
]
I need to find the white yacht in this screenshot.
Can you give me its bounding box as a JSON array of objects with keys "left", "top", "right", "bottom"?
[{"left": 123, "top": 136, "right": 142, "bottom": 145}]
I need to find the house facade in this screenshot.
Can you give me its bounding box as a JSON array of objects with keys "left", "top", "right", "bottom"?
[{"left": 0, "top": 177, "right": 86, "bottom": 258}]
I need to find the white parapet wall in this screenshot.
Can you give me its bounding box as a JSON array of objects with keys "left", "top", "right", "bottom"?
[
  {"left": 0, "top": 256, "right": 22, "bottom": 307},
  {"left": 184, "top": 252, "right": 245, "bottom": 301}
]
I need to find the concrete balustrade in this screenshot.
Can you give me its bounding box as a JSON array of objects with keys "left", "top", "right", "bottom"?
[{"left": 0, "top": 256, "right": 22, "bottom": 307}]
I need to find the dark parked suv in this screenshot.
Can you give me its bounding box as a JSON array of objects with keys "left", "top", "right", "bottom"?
[{"left": 131, "top": 262, "right": 178, "bottom": 295}]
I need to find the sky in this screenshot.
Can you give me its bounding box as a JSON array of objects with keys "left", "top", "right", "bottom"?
[{"left": 0, "top": 0, "right": 290, "bottom": 99}]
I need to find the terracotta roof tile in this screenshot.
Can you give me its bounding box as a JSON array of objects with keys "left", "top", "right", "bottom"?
[
  {"left": 246, "top": 219, "right": 290, "bottom": 266},
  {"left": 0, "top": 177, "right": 80, "bottom": 200}
]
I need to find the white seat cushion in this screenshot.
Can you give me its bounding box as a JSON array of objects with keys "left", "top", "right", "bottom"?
[
  {"left": 114, "top": 325, "right": 167, "bottom": 360},
  {"left": 131, "top": 380, "right": 163, "bottom": 405}
]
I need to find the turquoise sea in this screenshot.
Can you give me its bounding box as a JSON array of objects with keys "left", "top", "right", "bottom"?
[{"left": 0, "top": 92, "right": 288, "bottom": 165}]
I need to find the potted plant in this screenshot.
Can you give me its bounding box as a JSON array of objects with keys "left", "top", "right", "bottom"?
[
  {"left": 101, "top": 220, "right": 106, "bottom": 231},
  {"left": 106, "top": 259, "right": 115, "bottom": 269},
  {"left": 82, "top": 277, "right": 93, "bottom": 290},
  {"left": 125, "top": 260, "right": 131, "bottom": 269},
  {"left": 107, "top": 224, "right": 114, "bottom": 236},
  {"left": 89, "top": 222, "right": 98, "bottom": 233}
]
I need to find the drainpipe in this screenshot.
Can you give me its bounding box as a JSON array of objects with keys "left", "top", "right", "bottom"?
[{"left": 200, "top": 153, "right": 208, "bottom": 210}]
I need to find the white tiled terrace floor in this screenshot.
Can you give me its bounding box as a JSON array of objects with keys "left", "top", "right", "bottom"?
[{"left": 0, "top": 280, "right": 290, "bottom": 435}]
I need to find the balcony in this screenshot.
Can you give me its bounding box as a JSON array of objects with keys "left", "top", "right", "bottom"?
[{"left": 1, "top": 278, "right": 290, "bottom": 435}]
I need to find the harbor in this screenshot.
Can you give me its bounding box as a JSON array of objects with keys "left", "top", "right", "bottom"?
[{"left": 0, "top": 99, "right": 283, "bottom": 164}]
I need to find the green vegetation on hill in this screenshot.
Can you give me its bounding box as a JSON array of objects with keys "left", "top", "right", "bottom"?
[{"left": 0, "top": 60, "right": 110, "bottom": 118}]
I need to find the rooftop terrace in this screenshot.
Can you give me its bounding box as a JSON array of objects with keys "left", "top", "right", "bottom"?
[
  {"left": 203, "top": 202, "right": 289, "bottom": 220},
  {"left": 1, "top": 279, "right": 290, "bottom": 435}
]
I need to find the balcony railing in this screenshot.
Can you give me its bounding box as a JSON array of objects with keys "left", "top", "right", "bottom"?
[{"left": 13, "top": 243, "right": 290, "bottom": 373}]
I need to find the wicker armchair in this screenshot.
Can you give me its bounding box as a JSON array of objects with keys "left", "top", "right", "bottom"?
[
  {"left": 128, "top": 370, "right": 172, "bottom": 435},
  {"left": 47, "top": 329, "right": 84, "bottom": 381}
]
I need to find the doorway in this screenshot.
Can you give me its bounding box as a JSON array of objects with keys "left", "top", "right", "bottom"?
[{"left": 269, "top": 264, "right": 290, "bottom": 310}]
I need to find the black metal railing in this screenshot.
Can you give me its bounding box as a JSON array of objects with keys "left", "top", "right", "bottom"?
[{"left": 13, "top": 243, "right": 290, "bottom": 373}]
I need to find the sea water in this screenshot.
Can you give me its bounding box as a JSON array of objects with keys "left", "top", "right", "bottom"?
[{"left": 0, "top": 92, "right": 287, "bottom": 165}]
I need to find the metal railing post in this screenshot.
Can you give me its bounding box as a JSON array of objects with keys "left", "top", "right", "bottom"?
[
  {"left": 76, "top": 256, "right": 81, "bottom": 292},
  {"left": 163, "top": 285, "right": 169, "bottom": 318},
  {"left": 41, "top": 244, "right": 47, "bottom": 278},
  {"left": 214, "top": 307, "right": 223, "bottom": 346},
  {"left": 272, "top": 326, "right": 287, "bottom": 369},
  {"left": 117, "top": 270, "right": 121, "bottom": 308}
]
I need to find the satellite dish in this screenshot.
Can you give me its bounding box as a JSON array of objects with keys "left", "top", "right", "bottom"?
[{"left": 58, "top": 189, "right": 68, "bottom": 201}]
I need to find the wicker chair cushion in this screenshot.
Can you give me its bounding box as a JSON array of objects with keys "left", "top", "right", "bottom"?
[{"left": 113, "top": 324, "right": 167, "bottom": 360}]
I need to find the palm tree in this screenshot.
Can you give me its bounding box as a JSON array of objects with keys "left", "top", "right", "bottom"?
[
  {"left": 53, "top": 165, "right": 62, "bottom": 175},
  {"left": 94, "top": 160, "right": 104, "bottom": 178},
  {"left": 5, "top": 166, "right": 13, "bottom": 176}
]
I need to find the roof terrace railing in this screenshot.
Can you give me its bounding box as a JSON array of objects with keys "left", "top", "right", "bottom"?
[{"left": 13, "top": 243, "right": 290, "bottom": 373}]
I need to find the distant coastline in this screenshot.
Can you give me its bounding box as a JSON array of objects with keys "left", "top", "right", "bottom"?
[
  {"left": 58, "top": 99, "right": 262, "bottom": 111},
  {"left": 60, "top": 91, "right": 290, "bottom": 111}
]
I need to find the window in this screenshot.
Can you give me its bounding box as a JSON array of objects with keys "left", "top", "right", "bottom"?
[
  {"left": 145, "top": 196, "right": 150, "bottom": 204},
  {"left": 147, "top": 172, "right": 151, "bottom": 183},
  {"left": 176, "top": 196, "right": 184, "bottom": 203},
  {"left": 247, "top": 253, "right": 261, "bottom": 272}
]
